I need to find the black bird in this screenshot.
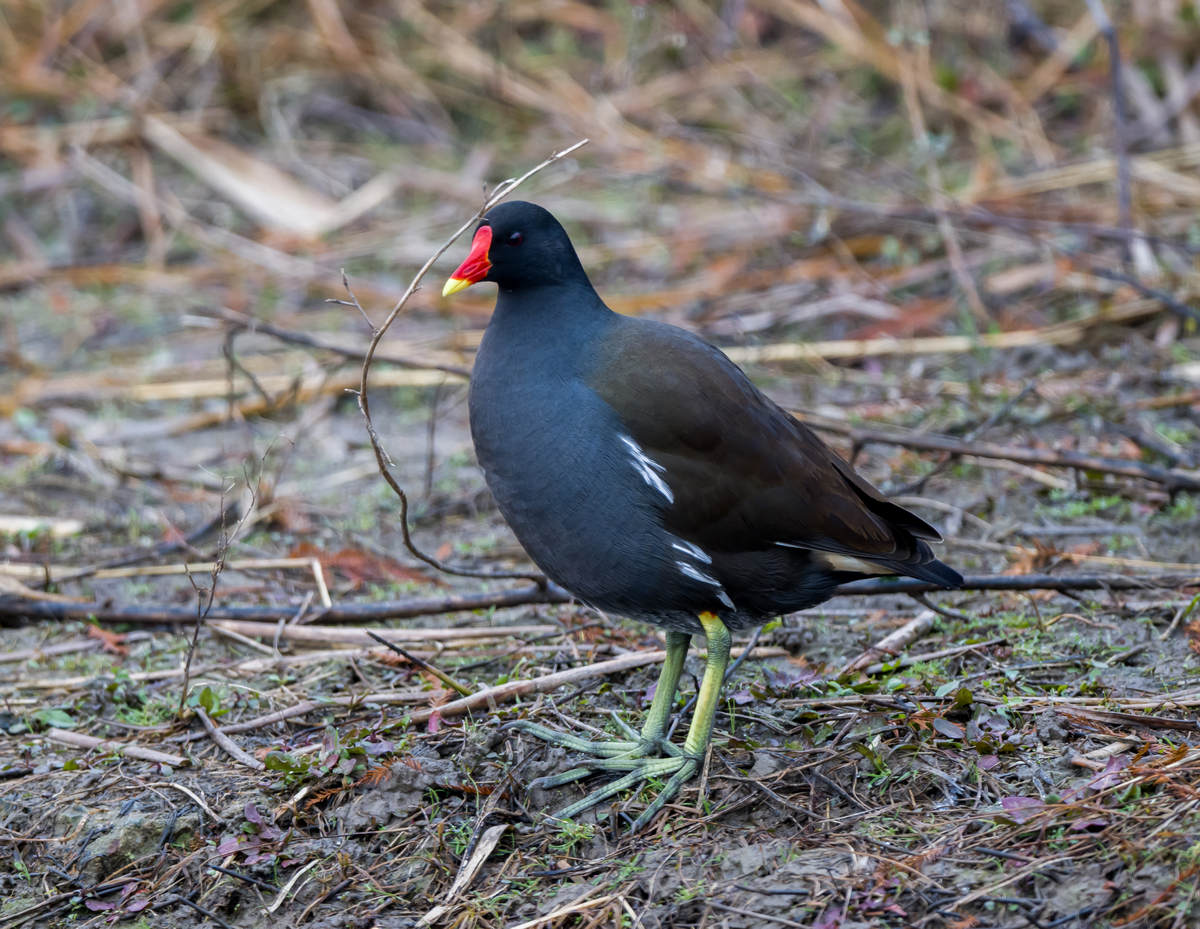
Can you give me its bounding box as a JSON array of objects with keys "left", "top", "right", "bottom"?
[{"left": 443, "top": 201, "right": 962, "bottom": 829}]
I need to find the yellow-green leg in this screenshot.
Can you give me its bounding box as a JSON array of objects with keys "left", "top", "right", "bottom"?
[{"left": 510, "top": 614, "right": 731, "bottom": 831}]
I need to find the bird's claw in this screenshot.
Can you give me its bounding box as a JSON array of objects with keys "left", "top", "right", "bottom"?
[{"left": 510, "top": 719, "right": 698, "bottom": 831}]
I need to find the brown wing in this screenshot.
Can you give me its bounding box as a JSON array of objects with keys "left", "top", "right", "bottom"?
[{"left": 587, "top": 321, "right": 941, "bottom": 569}]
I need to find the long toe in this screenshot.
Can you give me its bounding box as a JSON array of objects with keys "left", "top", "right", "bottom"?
[
  {"left": 509, "top": 718, "right": 700, "bottom": 829},
  {"left": 550, "top": 755, "right": 700, "bottom": 828}
]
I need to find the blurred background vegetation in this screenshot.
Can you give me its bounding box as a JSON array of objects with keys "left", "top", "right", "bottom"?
[{"left": 3, "top": 0, "right": 1198, "bottom": 349}]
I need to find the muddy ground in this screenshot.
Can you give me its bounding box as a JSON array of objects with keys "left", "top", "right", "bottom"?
[{"left": 2, "top": 288, "right": 1198, "bottom": 928}]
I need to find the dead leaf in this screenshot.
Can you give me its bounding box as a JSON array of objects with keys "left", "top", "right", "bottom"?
[{"left": 86, "top": 625, "right": 129, "bottom": 657}]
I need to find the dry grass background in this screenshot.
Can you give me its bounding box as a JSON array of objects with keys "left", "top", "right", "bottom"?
[{"left": 1, "top": 1, "right": 1200, "bottom": 928}]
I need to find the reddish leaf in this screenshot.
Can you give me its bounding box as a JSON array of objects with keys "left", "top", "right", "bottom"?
[
  {"left": 999, "top": 796, "right": 1044, "bottom": 823},
  {"left": 1086, "top": 754, "right": 1130, "bottom": 792},
  {"left": 216, "top": 837, "right": 243, "bottom": 856},
  {"left": 86, "top": 626, "right": 129, "bottom": 657},
  {"left": 289, "top": 542, "right": 441, "bottom": 587},
  {"left": 812, "top": 905, "right": 844, "bottom": 929}
]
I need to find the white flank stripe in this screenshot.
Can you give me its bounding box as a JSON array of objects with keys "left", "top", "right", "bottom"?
[
  {"left": 619, "top": 435, "right": 674, "bottom": 503},
  {"left": 675, "top": 561, "right": 735, "bottom": 609},
  {"left": 671, "top": 539, "right": 712, "bottom": 564},
  {"left": 676, "top": 561, "right": 721, "bottom": 587}
]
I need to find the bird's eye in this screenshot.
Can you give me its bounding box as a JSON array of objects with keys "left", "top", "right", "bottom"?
[{"left": 507, "top": 231, "right": 524, "bottom": 246}]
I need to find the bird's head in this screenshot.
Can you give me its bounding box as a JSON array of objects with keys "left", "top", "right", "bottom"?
[{"left": 442, "top": 200, "right": 586, "bottom": 296}]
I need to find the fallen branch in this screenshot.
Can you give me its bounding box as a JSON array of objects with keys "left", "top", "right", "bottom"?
[
  {"left": 209, "top": 620, "right": 558, "bottom": 646},
  {"left": 2, "top": 573, "right": 1197, "bottom": 626},
  {"left": 0, "top": 583, "right": 570, "bottom": 623},
  {"left": 837, "top": 572, "right": 1200, "bottom": 596}
]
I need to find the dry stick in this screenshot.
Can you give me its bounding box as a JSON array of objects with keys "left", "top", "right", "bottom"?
[
  {"left": 1161, "top": 592, "right": 1200, "bottom": 640},
  {"left": 352, "top": 138, "right": 589, "bottom": 588},
  {"left": 1084, "top": 0, "right": 1133, "bottom": 266},
  {"left": 841, "top": 610, "right": 937, "bottom": 675},
  {"left": 44, "top": 727, "right": 187, "bottom": 767},
  {"left": 3, "top": 573, "right": 1199, "bottom": 626},
  {"left": 798, "top": 413, "right": 1200, "bottom": 494},
  {"left": 183, "top": 653, "right": 671, "bottom": 742},
  {"left": 175, "top": 688, "right": 448, "bottom": 739},
  {"left": 407, "top": 650, "right": 668, "bottom": 725},
  {"left": 0, "top": 584, "right": 570, "bottom": 622},
  {"left": 211, "top": 620, "right": 558, "bottom": 646},
  {"left": 194, "top": 706, "right": 264, "bottom": 771},
  {"left": 406, "top": 646, "right": 782, "bottom": 728}
]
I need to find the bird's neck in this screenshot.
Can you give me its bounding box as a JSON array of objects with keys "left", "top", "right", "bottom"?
[{"left": 488, "top": 281, "right": 614, "bottom": 356}]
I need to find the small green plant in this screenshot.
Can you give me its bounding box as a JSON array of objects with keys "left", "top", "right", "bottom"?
[
  {"left": 674, "top": 878, "right": 708, "bottom": 903},
  {"left": 550, "top": 819, "right": 595, "bottom": 855},
  {"left": 445, "top": 819, "right": 473, "bottom": 857}
]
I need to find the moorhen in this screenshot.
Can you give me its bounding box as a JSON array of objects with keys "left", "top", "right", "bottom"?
[{"left": 443, "top": 201, "right": 962, "bottom": 829}]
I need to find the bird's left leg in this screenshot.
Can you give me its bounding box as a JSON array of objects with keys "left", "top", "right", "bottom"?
[
  {"left": 513, "top": 614, "right": 732, "bottom": 831},
  {"left": 509, "top": 629, "right": 691, "bottom": 780}
]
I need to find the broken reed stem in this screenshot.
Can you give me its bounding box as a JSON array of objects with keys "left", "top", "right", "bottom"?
[
  {"left": 841, "top": 609, "right": 937, "bottom": 674},
  {"left": 45, "top": 727, "right": 187, "bottom": 767},
  {"left": 352, "top": 138, "right": 588, "bottom": 587}
]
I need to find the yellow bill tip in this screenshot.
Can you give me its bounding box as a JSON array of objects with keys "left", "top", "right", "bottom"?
[{"left": 442, "top": 277, "right": 473, "bottom": 298}]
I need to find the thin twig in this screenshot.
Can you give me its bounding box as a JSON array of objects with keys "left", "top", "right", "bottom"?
[
  {"left": 1084, "top": 0, "right": 1133, "bottom": 264},
  {"left": 366, "top": 630, "right": 474, "bottom": 696},
  {"left": 179, "top": 476, "right": 256, "bottom": 717},
  {"left": 44, "top": 727, "right": 188, "bottom": 767},
  {"left": 1160, "top": 592, "right": 1200, "bottom": 640},
  {"left": 841, "top": 610, "right": 938, "bottom": 675},
  {"left": 353, "top": 138, "right": 589, "bottom": 586},
  {"left": 1088, "top": 266, "right": 1200, "bottom": 325},
  {"left": 209, "top": 306, "right": 471, "bottom": 377}
]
